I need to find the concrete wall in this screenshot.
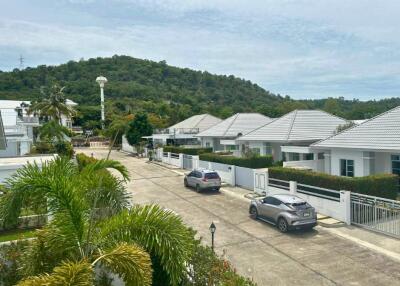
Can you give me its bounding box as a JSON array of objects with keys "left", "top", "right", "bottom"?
[{"left": 121, "top": 135, "right": 136, "bottom": 153}]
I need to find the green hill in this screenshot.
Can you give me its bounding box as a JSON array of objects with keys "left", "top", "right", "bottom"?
[{"left": 1, "top": 55, "right": 400, "bottom": 129}]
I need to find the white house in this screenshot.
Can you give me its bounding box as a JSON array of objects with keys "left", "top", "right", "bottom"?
[
  {"left": 61, "top": 99, "right": 78, "bottom": 129},
  {"left": 196, "top": 113, "right": 272, "bottom": 152},
  {"left": 0, "top": 100, "right": 40, "bottom": 157},
  {"left": 148, "top": 114, "right": 222, "bottom": 146},
  {"left": 311, "top": 106, "right": 400, "bottom": 177},
  {"left": 236, "top": 110, "right": 348, "bottom": 163}
]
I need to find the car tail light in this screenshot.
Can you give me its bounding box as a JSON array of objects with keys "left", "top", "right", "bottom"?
[{"left": 202, "top": 178, "right": 208, "bottom": 182}]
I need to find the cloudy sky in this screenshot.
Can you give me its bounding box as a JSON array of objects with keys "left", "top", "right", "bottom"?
[{"left": 1, "top": 0, "right": 400, "bottom": 100}]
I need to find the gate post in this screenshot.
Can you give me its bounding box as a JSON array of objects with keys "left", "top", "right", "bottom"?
[
  {"left": 340, "top": 190, "right": 351, "bottom": 225},
  {"left": 192, "top": 155, "right": 199, "bottom": 170},
  {"left": 230, "top": 165, "right": 236, "bottom": 186},
  {"left": 179, "top": 153, "right": 184, "bottom": 169},
  {"left": 168, "top": 152, "right": 171, "bottom": 164},
  {"left": 289, "top": 181, "right": 297, "bottom": 195}
]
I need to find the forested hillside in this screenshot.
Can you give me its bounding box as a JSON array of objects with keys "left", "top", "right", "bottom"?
[{"left": 1, "top": 55, "right": 399, "bottom": 129}]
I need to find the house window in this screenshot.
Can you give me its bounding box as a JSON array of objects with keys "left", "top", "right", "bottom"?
[
  {"left": 263, "top": 143, "right": 272, "bottom": 155},
  {"left": 340, "top": 159, "right": 354, "bottom": 177},
  {"left": 391, "top": 155, "right": 400, "bottom": 175},
  {"left": 205, "top": 142, "right": 210, "bottom": 148},
  {"left": 304, "top": 153, "right": 314, "bottom": 160},
  {"left": 251, "top": 148, "right": 261, "bottom": 155},
  {"left": 318, "top": 152, "right": 324, "bottom": 160},
  {"left": 292, "top": 153, "right": 300, "bottom": 161}
]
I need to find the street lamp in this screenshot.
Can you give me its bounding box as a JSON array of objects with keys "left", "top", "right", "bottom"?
[
  {"left": 96, "top": 76, "right": 108, "bottom": 129},
  {"left": 209, "top": 222, "right": 216, "bottom": 252}
]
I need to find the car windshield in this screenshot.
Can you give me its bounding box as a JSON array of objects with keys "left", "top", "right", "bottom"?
[{"left": 205, "top": 172, "right": 219, "bottom": 179}]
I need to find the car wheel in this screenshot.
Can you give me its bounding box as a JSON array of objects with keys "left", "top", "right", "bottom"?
[
  {"left": 184, "top": 179, "right": 188, "bottom": 187},
  {"left": 195, "top": 184, "right": 201, "bottom": 193},
  {"left": 215, "top": 187, "right": 220, "bottom": 191},
  {"left": 249, "top": 206, "right": 258, "bottom": 219},
  {"left": 277, "top": 217, "right": 289, "bottom": 233}
]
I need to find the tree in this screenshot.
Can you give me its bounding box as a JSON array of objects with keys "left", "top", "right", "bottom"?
[
  {"left": 37, "top": 120, "right": 71, "bottom": 142},
  {"left": 29, "top": 84, "right": 76, "bottom": 124},
  {"left": 125, "top": 113, "right": 153, "bottom": 153},
  {"left": 0, "top": 155, "right": 193, "bottom": 285}
]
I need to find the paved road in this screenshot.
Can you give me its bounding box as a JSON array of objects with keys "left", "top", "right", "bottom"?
[{"left": 86, "top": 150, "right": 400, "bottom": 286}]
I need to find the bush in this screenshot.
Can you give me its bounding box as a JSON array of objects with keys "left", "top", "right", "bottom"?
[
  {"left": 163, "top": 146, "right": 213, "bottom": 155},
  {"left": 31, "top": 141, "right": 74, "bottom": 158},
  {"left": 199, "top": 153, "right": 273, "bottom": 169},
  {"left": 269, "top": 167, "right": 398, "bottom": 199},
  {"left": 76, "top": 153, "right": 98, "bottom": 170}
]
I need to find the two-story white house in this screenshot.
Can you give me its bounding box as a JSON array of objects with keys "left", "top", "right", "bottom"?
[
  {"left": 147, "top": 114, "right": 222, "bottom": 147},
  {"left": 196, "top": 113, "right": 272, "bottom": 152},
  {"left": 0, "top": 100, "right": 40, "bottom": 157},
  {"left": 236, "top": 110, "right": 348, "bottom": 163}
]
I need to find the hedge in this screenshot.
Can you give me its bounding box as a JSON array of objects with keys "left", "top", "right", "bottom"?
[
  {"left": 76, "top": 153, "right": 98, "bottom": 170},
  {"left": 199, "top": 153, "right": 274, "bottom": 169},
  {"left": 269, "top": 167, "right": 398, "bottom": 200},
  {"left": 163, "top": 146, "right": 213, "bottom": 155}
]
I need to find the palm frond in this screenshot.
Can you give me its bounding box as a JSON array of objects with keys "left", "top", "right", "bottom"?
[
  {"left": 80, "top": 159, "right": 130, "bottom": 182},
  {"left": 98, "top": 205, "right": 194, "bottom": 285},
  {"left": 92, "top": 242, "right": 152, "bottom": 286},
  {"left": 18, "top": 260, "right": 94, "bottom": 286}
]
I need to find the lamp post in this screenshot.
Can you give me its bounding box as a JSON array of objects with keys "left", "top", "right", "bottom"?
[
  {"left": 96, "top": 76, "right": 108, "bottom": 129},
  {"left": 209, "top": 222, "right": 216, "bottom": 252}
]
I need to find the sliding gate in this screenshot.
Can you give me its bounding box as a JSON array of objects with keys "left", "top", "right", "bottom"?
[{"left": 351, "top": 193, "right": 400, "bottom": 238}]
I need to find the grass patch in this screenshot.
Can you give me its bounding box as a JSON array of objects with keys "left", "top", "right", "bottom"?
[{"left": 0, "top": 228, "right": 37, "bottom": 243}]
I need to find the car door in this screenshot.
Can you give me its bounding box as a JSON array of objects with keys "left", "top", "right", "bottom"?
[
  {"left": 187, "top": 171, "right": 195, "bottom": 187},
  {"left": 260, "top": 197, "right": 282, "bottom": 221},
  {"left": 257, "top": 197, "right": 274, "bottom": 218}
]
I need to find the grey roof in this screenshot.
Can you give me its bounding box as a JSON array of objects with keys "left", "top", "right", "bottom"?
[
  {"left": 312, "top": 105, "right": 400, "bottom": 151},
  {"left": 169, "top": 114, "right": 222, "bottom": 132},
  {"left": 237, "top": 110, "right": 348, "bottom": 142},
  {"left": 196, "top": 113, "right": 272, "bottom": 138},
  {"left": 0, "top": 111, "right": 6, "bottom": 150}
]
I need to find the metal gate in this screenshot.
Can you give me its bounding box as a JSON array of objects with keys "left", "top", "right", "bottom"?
[
  {"left": 183, "top": 154, "right": 193, "bottom": 170},
  {"left": 351, "top": 193, "right": 400, "bottom": 238}
]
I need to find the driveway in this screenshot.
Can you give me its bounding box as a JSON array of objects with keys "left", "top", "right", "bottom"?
[{"left": 84, "top": 150, "right": 400, "bottom": 286}]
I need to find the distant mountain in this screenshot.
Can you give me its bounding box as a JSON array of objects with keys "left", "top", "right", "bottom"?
[{"left": 1, "top": 55, "right": 399, "bottom": 128}]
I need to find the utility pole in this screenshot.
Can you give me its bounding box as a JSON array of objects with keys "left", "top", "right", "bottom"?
[{"left": 19, "top": 55, "right": 24, "bottom": 69}]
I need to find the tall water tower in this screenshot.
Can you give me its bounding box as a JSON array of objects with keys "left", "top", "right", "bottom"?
[{"left": 96, "top": 76, "right": 108, "bottom": 129}]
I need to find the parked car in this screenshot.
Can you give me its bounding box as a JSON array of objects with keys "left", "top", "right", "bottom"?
[
  {"left": 184, "top": 169, "right": 221, "bottom": 192},
  {"left": 249, "top": 194, "right": 317, "bottom": 232}
]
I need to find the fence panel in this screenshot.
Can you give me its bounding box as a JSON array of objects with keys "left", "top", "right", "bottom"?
[
  {"left": 183, "top": 154, "right": 193, "bottom": 170},
  {"left": 235, "top": 166, "right": 254, "bottom": 190},
  {"left": 199, "top": 160, "right": 209, "bottom": 169},
  {"left": 351, "top": 193, "right": 400, "bottom": 238},
  {"left": 170, "top": 153, "right": 181, "bottom": 167}
]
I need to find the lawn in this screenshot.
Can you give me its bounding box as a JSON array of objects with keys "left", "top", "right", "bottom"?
[{"left": 0, "top": 228, "right": 37, "bottom": 243}]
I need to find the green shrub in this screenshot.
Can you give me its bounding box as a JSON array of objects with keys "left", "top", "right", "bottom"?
[
  {"left": 199, "top": 153, "right": 273, "bottom": 169},
  {"left": 31, "top": 141, "right": 74, "bottom": 158},
  {"left": 76, "top": 153, "right": 98, "bottom": 170},
  {"left": 163, "top": 146, "right": 213, "bottom": 155},
  {"left": 269, "top": 167, "right": 398, "bottom": 199}
]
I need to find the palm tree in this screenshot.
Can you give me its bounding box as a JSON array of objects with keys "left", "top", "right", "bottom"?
[
  {"left": 38, "top": 120, "right": 71, "bottom": 142},
  {"left": 0, "top": 156, "right": 193, "bottom": 285},
  {"left": 30, "top": 84, "right": 76, "bottom": 124}
]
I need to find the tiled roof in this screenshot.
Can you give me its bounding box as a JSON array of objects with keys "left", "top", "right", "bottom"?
[
  {"left": 196, "top": 113, "right": 272, "bottom": 138},
  {"left": 169, "top": 114, "right": 222, "bottom": 132},
  {"left": 237, "top": 110, "right": 347, "bottom": 142},
  {"left": 312, "top": 106, "right": 400, "bottom": 151}
]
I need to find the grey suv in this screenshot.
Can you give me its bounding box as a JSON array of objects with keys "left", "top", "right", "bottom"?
[
  {"left": 184, "top": 169, "right": 221, "bottom": 192},
  {"left": 249, "top": 194, "right": 317, "bottom": 232}
]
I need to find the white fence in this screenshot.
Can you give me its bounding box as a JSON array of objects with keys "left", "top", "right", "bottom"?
[{"left": 235, "top": 166, "right": 254, "bottom": 190}]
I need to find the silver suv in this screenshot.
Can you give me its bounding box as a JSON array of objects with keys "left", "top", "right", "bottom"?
[
  {"left": 249, "top": 194, "right": 317, "bottom": 232},
  {"left": 184, "top": 169, "right": 221, "bottom": 192}
]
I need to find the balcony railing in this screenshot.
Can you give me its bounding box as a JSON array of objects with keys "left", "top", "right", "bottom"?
[
  {"left": 17, "top": 116, "right": 40, "bottom": 125},
  {"left": 154, "top": 128, "right": 200, "bottom": 135}
]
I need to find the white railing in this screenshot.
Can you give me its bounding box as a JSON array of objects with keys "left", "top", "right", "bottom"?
[{"left": 351, "top": 193, "right": 400, "bottom": 238}]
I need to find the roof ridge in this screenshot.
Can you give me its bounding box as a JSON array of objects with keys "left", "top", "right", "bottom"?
[
  {"left": 194, "top": 113, "right": 209, "bottom": 128},
  {"left": 222, "top": 113, "right": 240, "bottom": 137},
  {"left": 311, "top": 105, "right": 400, "bottom": 147},
  {"left": 285, "top": 109, "right": 298, "bottom": 141}
]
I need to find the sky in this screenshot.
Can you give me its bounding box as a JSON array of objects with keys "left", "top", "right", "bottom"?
[{"left": 1, "top": 0, "right": 400, "bottom": 100}]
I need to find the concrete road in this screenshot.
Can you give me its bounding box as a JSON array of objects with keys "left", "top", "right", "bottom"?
[{"left": 84, "top": 150, "right": 400, "bottom": 286}]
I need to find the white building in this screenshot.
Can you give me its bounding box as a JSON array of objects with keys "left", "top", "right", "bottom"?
[
  {"left": 61, "top": 99, "right": 78, "bottom": 129},
  {"left": 311, "top": 106, "right": 400, "bottom": 177},
  {"left": 196, "top": 113, "right": 272, "bottom": 152},
  {"left": 148, "top": 114, "right": 222, "bottom": 146},
  {"left": 236, "top": 110, "right": 348, "bottom": 162},
  {"left": 0, "top": 100, "right": 40, "bottom": 157}
]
